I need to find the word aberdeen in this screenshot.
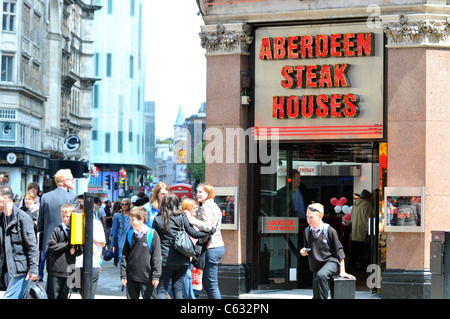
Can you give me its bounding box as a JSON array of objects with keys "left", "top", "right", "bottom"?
[{"left": 259, "top": 32, "right": 374, "bottom": 60}]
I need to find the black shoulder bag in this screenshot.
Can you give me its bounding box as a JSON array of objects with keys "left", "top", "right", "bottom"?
[{"left": 174, "top": 215, "right": 198, "bottom": 258}]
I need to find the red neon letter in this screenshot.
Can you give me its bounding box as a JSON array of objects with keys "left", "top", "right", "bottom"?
[
  {"left": 301, "top": 35, "right": 314, "bottom": 59},
  {"left": 273, "top": 37, "right": 286, "bottom": 59},
  {"left": 316, "top": 95, "right": 330, "bottom": 118},
  {"left": 343, "top": 94, "right": 360, "bottom": 117},
  {"left": 357, "top": 32, "right": 374, "bottom": 56},
  {"left": 287, "top": 96, "right": 300, "bottom": 118},
  {"left": 287, "top": 36, "right": 299, "bottom": 59},
  {"left": 330, "top": 34, "right": 343, "bottom": 57},
  {"left": 316, "top": 34, "right": 329, "bottom": 58},
  {"left": 344, "top": 33, "right": 356, "bottom": 57},
  {"left": 273, "top": 96, "right": 285, "bottom": 118},
  {"left": 281, "top": 66, "right": 295, "bottom": 89},
  {"left": 259, "top": 37, "right": 273, "bottom": 60},
  {"left": 330, "top": 94, "right": 342, "bottom": 117},
  {"left": 294, "top": 65, "right": 305, "bottom": 88},
  {"left": 334, "top": 64, "right": 350, "bottom": 87},
  {"left": 301, "top": 95, "right": 316, "bottom": 118},
  {"left": 306, "top": 65, "right": 318, "bottom": 88},
  {"left": 318, "top": 64, "right": 333, "bottom": 88}
]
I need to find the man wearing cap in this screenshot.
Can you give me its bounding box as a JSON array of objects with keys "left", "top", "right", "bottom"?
[
  {"left": 300, "top": 203, "right": 354, "bottom": 299},
  {"left": 130, "top": 195, "right": 139, "bottom": 205},
  {"left": 130, "top": 195, "right": 144, "bottom": 209}
]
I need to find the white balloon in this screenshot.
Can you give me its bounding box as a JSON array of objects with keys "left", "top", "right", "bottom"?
[
  {"left": 334, "top": 205, "right": 342, "bottom": 213},
  {"left": 342, "top": 205, "right": 350, "bottom": 214}
]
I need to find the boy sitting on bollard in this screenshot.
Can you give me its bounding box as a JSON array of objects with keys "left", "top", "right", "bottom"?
[{"left": 300, "top": 203, "right": 355, "bottom": 299}]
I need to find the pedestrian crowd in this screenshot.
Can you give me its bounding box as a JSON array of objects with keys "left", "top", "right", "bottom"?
[{"left": 0, "top": 168, "right": 224, "bottom": 299}]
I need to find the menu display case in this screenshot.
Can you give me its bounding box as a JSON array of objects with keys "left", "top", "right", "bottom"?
[
  {"left": 384, "top": 187, "right": 425, "bottom": 232},
  {"left": 214, "top": 187, "right": 239, "bottom": 230}
]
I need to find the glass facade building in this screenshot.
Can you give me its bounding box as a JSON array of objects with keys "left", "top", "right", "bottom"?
[{"left": 90, "top": 0, "right": 147, "bottom": 199}]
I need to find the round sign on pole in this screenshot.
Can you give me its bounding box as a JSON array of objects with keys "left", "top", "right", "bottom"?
[
  {"left": 6, "top": 153, "right": 17, "bottom": 164},
  {"left": 120, "top": 169, "right": 127, "bottom": 178},
  {"left": 90, "top": 166, "right": 99, "bottom": 177}
]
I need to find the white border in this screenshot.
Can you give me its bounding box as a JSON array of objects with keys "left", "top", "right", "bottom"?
[
  {"left": 384, "top": 186, "right": 425, "bottom": 233},
  {"left": 214, "top": 186, "right": 239, "bottom": 230}
]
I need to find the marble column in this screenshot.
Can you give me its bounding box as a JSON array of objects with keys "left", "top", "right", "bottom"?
[
  {"left": 381, "top": 13, "right": 450, "bottom": 299},
  {"left": 200, "top": 23, "right": 253, "bottom": 298}
]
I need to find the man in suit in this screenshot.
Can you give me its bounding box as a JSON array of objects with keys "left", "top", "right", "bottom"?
[
  {"left": 276, "top": 169, "right": 310, "bottom": 218},
  {"left": 276, "top": 169, "right": 312, "bottom": 286},
  {"left": 37, "top": 169, "right": 78, "bottom": 280}
]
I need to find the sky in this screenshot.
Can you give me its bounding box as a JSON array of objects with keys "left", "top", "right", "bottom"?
[{"left": 144, "top": 1, "right": 207, "bottom": 140}]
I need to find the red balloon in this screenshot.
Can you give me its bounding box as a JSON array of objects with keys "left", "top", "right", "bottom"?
[
  {"left": 338, "top": 197, "right": 347, "bottom": 206},
  {"left": 330, "top": 198, "right": 339, "bottom": 206},
  {"left": 344, "top": 213, "right": 351, "bottom": 221}
]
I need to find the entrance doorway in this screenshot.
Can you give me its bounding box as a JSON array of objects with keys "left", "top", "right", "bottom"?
[{"left": 255, "top": 142, "right": 381, "bottom": 291}]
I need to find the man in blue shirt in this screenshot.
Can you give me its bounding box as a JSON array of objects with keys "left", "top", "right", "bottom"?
[{"left": 277, "top": 169, "right": 309, "bottom": 218}]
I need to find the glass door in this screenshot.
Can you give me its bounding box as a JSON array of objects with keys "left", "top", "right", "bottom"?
[
  {"left": 258, "top": 150, "right": 301, "bottom": 289},
  {"left": 256, "top": 143, "right": 380, "bottom": 290}
]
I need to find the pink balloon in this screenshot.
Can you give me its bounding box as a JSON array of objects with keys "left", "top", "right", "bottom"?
[{"left": 330, "top": 198, "right": 339, "bottom": 206}]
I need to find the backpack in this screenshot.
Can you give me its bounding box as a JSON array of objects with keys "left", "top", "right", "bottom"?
[
  {"left": 127, "top": 228, "right": 155, "bottom": 253},
  {"left": 143, "top": 202, "right": 159, "bottom": 228},
  {"left": 304, "top": 223, "right": 330, "bottom": 245}
]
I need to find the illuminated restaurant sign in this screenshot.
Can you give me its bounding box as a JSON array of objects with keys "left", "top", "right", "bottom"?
[
  {"left": 259, "top": 217, "right": 299, "bottom": 234},
  {"left": 253, "top": 23, "right": 384, "bottom": 141}
]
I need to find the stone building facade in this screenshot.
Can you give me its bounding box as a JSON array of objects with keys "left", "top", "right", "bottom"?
[
  {"left": 0, "top": 0, "right": 100, "bottom": 195},
  {"left": 196, "top": 0, "right": 450, "bottom": 299}
]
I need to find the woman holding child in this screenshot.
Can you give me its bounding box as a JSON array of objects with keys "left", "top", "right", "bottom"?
[
  {"left": 152, "top": 193, "right": 212, "bottom": 299},
  {"left": 187, "top": 184, "right": 225, "bottom": 299}
]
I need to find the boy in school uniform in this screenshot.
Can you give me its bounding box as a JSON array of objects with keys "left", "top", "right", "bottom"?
[
  {"left": 300, "top": 203, "right": 355, "bottom": 299},
  {"left": 121, "top": 206, "right": 161, "bottom": 299},
  {"left": 47, "top": 204, "right": 81, "bottom": 299}
]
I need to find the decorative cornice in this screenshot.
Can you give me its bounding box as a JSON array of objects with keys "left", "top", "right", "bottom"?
[
  {"left": 199, "top": 23, "right": 253, "bottom": 56},
  {"left": 0, "top": 84, "right": 47, "bottom": 103},
  {"left": 382, "top": 14, "right": 450, "bottom": 48},
  {"left": 79, "top": 77, "right": 101, "bottom": 90},
  {"left": 61, "top": 74, "right": 77, "bottom": 92}
]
